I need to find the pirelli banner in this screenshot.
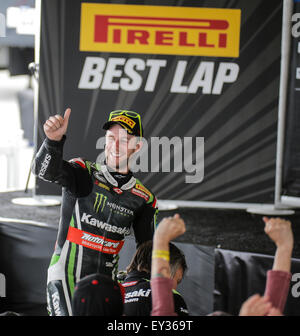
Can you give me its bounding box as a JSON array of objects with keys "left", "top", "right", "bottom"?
[{"left": 35, "top": 0, "right": 284, "bottom": 205}]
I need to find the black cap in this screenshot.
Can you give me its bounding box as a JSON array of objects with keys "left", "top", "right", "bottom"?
[
  {"left": 72, "top": 273, "right": 124, "bottom": 316},
  {"left": 103, "top": 110, "right": 143, "bottom": 137}
]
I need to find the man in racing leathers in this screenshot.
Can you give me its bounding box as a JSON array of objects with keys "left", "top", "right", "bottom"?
[{"left": 32, "top": 108, "right": 158, "bottom": 316}]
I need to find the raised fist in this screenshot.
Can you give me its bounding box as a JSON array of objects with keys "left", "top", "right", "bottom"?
[
  {"left": 155, "top": 214, "right": 186, "bottom": 243},
  {"left": 263, "top": 217, "right": 293, "bottom": 249}
]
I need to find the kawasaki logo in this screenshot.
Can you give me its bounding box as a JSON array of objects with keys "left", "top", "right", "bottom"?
[
  {"left": 124, "top": 288, "right": 152, "bottom": 303},
  {"left": 125, "top": 288, "right": 151, "bottom": 300},
  {"left": 81, "top": 212, "right": 131, "bottom": 235}
]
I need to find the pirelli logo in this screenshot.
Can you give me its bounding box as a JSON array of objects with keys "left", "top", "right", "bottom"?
[
  {"left": 111, "top": 116, "right": 136, "bottom": 128},
  {"left": 80, "top": 4, "right": 241, "bottom": 57}
]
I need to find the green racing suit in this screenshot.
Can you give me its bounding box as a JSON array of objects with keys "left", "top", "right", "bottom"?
[{"left": 32, "top": 136, "right": 158, "bottom": 316}]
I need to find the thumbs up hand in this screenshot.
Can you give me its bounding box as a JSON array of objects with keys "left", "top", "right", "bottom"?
[{"left": 43, "top": 108, "right": 71, "bottom": 141}]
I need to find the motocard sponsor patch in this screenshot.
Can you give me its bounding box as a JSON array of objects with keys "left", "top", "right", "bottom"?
[{"left": 67, "top": 226, "right": 124, "bottom": 254}]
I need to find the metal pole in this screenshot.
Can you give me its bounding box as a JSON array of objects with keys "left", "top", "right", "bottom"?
[{"left": 274, "top": 0, "right": 293, "bottom": 207}]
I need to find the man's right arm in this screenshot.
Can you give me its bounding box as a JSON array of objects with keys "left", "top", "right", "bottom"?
[
  {"left": 32, "top": 135, "right": 66, "bottom": 184},
  {"left": 32, "top": 136, "right": 92, "bottom": 197},
  {"left": 31, "top": 108, "right": 93, "bottom": 197}
]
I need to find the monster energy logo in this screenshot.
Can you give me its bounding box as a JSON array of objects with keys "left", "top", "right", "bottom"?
[
  {"left": 94, "top": 192, "right": 107, "bottom": 213},
  {"left": 107, "top": 201, "right": 134, "bottom": 216}
]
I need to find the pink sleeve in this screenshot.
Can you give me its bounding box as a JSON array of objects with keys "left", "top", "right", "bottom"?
[
  {"left": 264, "top": 270, "right": 292, "bottom": 313},
  {"left": 150, "top": 277, "right": 178, "bottom": 316}
]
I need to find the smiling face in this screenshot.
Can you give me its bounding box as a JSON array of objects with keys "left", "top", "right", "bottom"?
[{"left": 105, "top": 124, "right": 141, "bottom": 173}]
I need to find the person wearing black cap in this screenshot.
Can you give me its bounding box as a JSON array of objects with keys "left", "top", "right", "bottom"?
[
  {"left": 72, "top": 273, "right": 125, "bottom": 316},
  {"left": 102, "top": 110, "right": 144, "bottom": 174},
  {"left": 32, "top": 108, "right": 158, "bottom": 316}
]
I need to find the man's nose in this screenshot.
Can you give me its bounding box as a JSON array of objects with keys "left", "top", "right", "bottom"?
[{"left": 113, "top": 139, "right": 120, "bottom": 151}]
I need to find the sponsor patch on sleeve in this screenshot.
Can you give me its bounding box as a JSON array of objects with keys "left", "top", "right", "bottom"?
[
  {"left": 131, "top": 188, "right": 149, "bottom": 201},
  {"left": 69, "top": 157, "right": 86, "bottom": 169}
]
